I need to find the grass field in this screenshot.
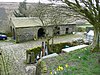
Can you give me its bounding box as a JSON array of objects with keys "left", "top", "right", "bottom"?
[{"left": 43, "top": 47, "right": 100, "bottom": 75}]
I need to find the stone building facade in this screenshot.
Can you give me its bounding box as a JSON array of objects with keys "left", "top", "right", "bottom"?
[{"left": 10, "top": 17, "right": 76, "bottom": 42}]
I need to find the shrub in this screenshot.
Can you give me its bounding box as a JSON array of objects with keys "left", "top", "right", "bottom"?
[
  {"left": 36, "top": 60, "right": 47, "bottom": 75},
  {"left": 26, "top": 42, "right": 78, "bottom": 61},
  {"left": 49, "top": 42, "right": 77, "bottom": 54},
  {"left": 26, "top": 47, "right": 41, "bottom": 58},
  {"left": 76, "top": 27, "right": 85, "bottom": 32},
  {"left": 26, "top": 42, "right": 78, "bottom": 56}
]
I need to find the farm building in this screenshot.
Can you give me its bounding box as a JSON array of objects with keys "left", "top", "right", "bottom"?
[{"left": 10, "top": 17, "right": 76, "bottom": 42}]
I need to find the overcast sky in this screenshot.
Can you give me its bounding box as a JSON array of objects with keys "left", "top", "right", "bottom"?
[
  {"left": 0, "top": 0, "right": 65, "bottom": 5},
  {"left": 0, "top": 0, "right": 51, "bottom": 3}
]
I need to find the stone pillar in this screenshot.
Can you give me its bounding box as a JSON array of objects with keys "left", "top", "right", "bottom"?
[
  {"left": 26, "top": 51, "right": 35, "bottom": 64},
  {"left": 30, "top": 52, "right": 35, "bottom": 64}
]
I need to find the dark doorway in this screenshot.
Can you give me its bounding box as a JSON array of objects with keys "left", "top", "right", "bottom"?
[
  {"left": 10, "top": 26, "right": 12, "bottom": 32},
  {"left": 54, "top": 26, "right": 60, "bottom": 35},
  {"left": 38, "top": 28, "right": 45, "bottom": 38},
  {"left": 13, "top": 28, "right": 15, "bottom": 40},
  {"left": 66, "top": 28, "right": 69, "bottom": 34}
]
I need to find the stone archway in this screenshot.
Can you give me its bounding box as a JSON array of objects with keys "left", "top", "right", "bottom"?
[{"left": 38, "top": 28, "right": 45, "bottom": 38}]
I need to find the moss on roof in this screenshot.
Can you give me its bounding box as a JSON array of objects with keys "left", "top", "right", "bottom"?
[{"left": 11, "top": 17, "right": 78, "bottom": 28}]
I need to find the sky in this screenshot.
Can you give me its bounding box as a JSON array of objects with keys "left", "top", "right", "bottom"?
[
  {"left": 0, "top": 0, "right": 49, "bottom": 2},
  {"left": 0, "top": 0, "right": 51, "bottom": 3},
  {"left": 0, "top": 0, "right": 65, "bottom": 5}
]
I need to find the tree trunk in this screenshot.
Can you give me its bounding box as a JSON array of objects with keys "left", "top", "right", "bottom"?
[
  {"left": 92, "top": 27, "right": 100, "bottom": 52},
  {"left": 51, "top": 27, "right": 55, "bottom": 51},
  {"left": 52, "top": 37, "right": 54, "bottom": 46}
]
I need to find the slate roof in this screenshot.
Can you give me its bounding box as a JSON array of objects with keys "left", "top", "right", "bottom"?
[
  {"left": 11, "top": 17, "right": 77, "bottom": 28},
  {"left": 11, "top": 17, "right": 43, "bottom": 28}
]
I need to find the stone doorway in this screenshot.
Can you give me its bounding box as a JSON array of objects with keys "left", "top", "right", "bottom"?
[
  {"left": 66, "top": 28, "right": 69, "bottom": 34},
  {"left": 38, "top": 28, "right": 45, "bottom": 38},
  {"left": 54, "top": 26, "right": 60, "bottom": 35},
  {"left": 12, "top": 28, "right": 15, "bottom": 40}
]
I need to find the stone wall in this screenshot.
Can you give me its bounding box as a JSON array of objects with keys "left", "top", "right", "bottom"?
[
  {"left": 60, "top": 25, "right": 68, "bottom": 35},
  {"left": 16, "top": 27, "right": 34, "bottom": 42},
  {"left": 46, "top": 26, "right": 53, "bottom": 37},
  {"left": 33, "top": 27, "right": 40, "bottom": 39},
  {"left": 14, "top": 25, "right": 76, "bottom": 43},
  {"left": 59, "top": 25, "right": 76, "bottom": 35},
  {"left": 34, "top": 26, "right": 54, "bottom": 38}
]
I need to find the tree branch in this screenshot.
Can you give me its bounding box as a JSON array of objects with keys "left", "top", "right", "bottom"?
[{"left": 64, "top": 0, "right": 99, "bottom": 25}]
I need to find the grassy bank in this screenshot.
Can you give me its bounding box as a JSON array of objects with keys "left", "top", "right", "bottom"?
[{"left": 42, "top": 47, "right": 100, "bottom": 75}]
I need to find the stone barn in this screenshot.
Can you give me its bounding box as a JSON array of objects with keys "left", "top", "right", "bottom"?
[{"left": 10, "top": 17, "right": 76, "bottom": 42}]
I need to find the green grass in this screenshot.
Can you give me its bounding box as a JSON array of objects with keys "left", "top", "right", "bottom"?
[{"left": 43, "top": 47, "right": 100, "bottom": 75}]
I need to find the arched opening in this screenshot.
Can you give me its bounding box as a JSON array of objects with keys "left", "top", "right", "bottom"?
[
  {"left": 54, "top": 26, "right": 60, "bottom": 35},
  {"left": 13, "top": 28, "right": 15, "bottom": 40},
  {"left": 66, "top": 28, "right": 69, "bottom": 34},
  {"left": 38, "top": 28, "right": 45, "bottom": 38}
]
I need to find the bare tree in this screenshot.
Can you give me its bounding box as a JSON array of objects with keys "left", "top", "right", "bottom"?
[
  {"left": 31, "top": 3, "right": 69, "bottom": 51},
  {"left": 13, "top": 0, "right": 30, "bottom": 17},
  {"left": 62, "top": 0, "right": 100, "bottom": 52},
  {"left": 32, "top": 3, "right": 49, "bottom": 26},
  {"left": 46, "top": 6, "right": 67, "bottom": 45},
  {"left": 31, "top": 3, "right": 53, "bottom": 52}
]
